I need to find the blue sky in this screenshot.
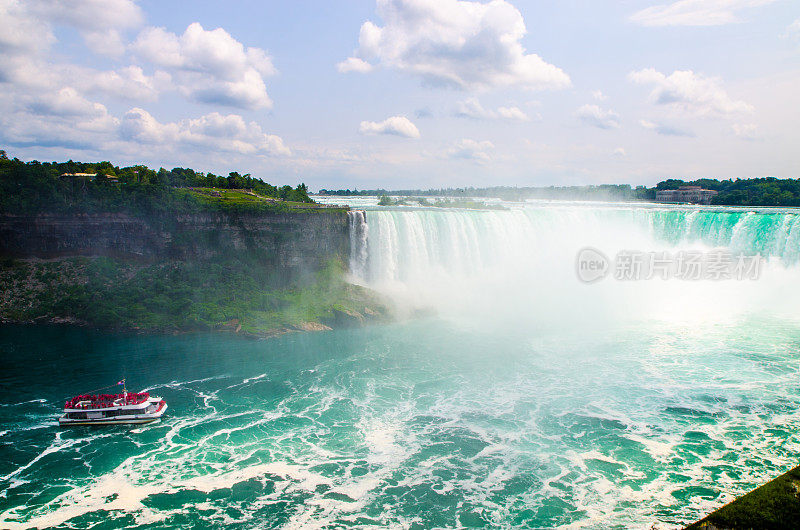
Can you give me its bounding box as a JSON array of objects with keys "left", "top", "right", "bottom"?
[{"left": 1, "top": 0, "right": 798, "bottom": 190}]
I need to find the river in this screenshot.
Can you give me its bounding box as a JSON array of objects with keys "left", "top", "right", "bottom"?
[{"left": 2, "top": 200, "right": 800, "bottom": 528}]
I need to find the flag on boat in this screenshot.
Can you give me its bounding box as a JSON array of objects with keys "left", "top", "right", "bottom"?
[{"left": 117, "top": 379, "right": 125, "bottom": 385}]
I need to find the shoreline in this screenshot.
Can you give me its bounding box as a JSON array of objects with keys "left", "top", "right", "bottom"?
[
  {"left": 0, "top": 304, "right": 389, "bottom": 341},
  {"left": 0, "top": 253, "right": 393, "bottom": 341}
]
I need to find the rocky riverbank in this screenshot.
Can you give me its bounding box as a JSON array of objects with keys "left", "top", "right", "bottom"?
[
  {"left": 0, "top": 255, "right": 391, "bottom": 337},
  {"left": 0, "top": 251, "right": 393, "bottom": 336}
]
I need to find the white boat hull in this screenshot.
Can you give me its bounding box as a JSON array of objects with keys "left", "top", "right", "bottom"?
[{"left": 59, "top": 400, "right": 167, "bottom": 427}]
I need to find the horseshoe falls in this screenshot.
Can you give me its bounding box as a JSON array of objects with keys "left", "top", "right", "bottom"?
[
  {"left": 3, "top": 202, "right": 800, "bottom": 529},
  {"left": 352, "top": 205, "right": 800, "bottom": 330}
]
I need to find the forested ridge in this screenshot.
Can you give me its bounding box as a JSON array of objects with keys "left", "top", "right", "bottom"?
[
  {"left": 320, "top": 177, "right": 800, "bottom": 207},
  {"left": 0, "top": 149, "right": 314, "bottom": 215}
]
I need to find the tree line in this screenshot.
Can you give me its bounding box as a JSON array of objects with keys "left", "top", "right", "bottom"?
[
  {"left": 321, "top": 178, "right": 800, "bottom": 207},
  {"left": 320, "top": 184, "right": 653, "bottom": 202},
  {"left": 0, "top": 150, "right": 312, "bottom": 214},
  {"left": 657, "top": 178, "right": 800, "bottom": 207}
]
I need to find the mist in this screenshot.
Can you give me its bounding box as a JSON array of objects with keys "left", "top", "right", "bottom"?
[{"left": 349, "top": 203, "right": 800, "bottom": 334}]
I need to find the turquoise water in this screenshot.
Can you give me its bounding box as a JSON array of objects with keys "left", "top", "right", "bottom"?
[
  {"left": 2, "top": 318, "right": 800, "bottom": 528},
  {"left": 3, "top": 203, "right": 800, "bottom": 528}
]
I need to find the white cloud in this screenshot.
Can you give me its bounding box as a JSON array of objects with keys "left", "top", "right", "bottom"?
[
  {"left": 575, "top": 104, "right": 620, "bottom": 129},
  {"left": 26, "top": 87, "right": 107, "bottom": 117},
  {"left": 447, "top": 139, "right": 494, "bottom": 162},
  {"left": 592, "top": 90, "right": 607, "bottom": 101},
  {"left": 0, "top": 1, "right": 55, "bottom": 87},
  {"left": 29, "top": 0, "right": 144, "bottom": 57},
  {"left": 343, "top": 0, "right": 570, "bottom": 91},
  {"left": 0, "top": 115, "right": 116, "bottom": 149},
  {"left": 120, "top": 107, "right": 178, "bottom": 144},
  {"left": 336, "top": 57, "right": 373, "bottom": 73},
  {"left": 612, "top": 147, "right": 627, "bottom": 157},
  {"left": 31, "top": 0, "right": 143, "bottom": 33},
  {"left": 0, "top": 2, "right": 138, "bottom": 95},
  {"left": 629, "top": 68, "right": 753, "bottom": 117},
  {"left": 454, "top": 98, "right": 494, "bottom": 119},
  {"left": 86, "top": 66, "right": 169, "bottom": 101},
  {"left": 133, "top": 27, "right": 182, "bottom": 67},
  {"left": 359, "top": 116, "right": 420, "bottom": 138},
  {"left": 630, "top": 0, "right": 775, "bottom": 27},
  {"left": 0, "top": 0, "right": 54, "bottom": 57},
  {"left": 0, "top": 2, "right": 164, "bottom": 99},
  {"left": 132, "top": 22, "right": 276, "bottom": 109},
  {"left": 0, "top": 3, "right": 291, "bottom": 161},
  {"left": 640, "top": 119, "right": 695, "bottom": 137},
  {"left": 0, "top": 91, "right": 119, "bottom": 150},
  {"left": 83, "top": 29, "right": 127, "bottom": 57},
  {"left": 454, "top": 98, "right": 530, "bottom": 121},
  {"left": 0, "top": 1, "right": 130, "bottom": 151},
  {"left": 733, "top": 123, "right": 759, "bottom": 140},
  {"left": 497, "top": 106, "right": 530, "bottom": 121},
  {"left": 786, "top": 19, "right": 800, "bottom": 40},
  {"left": 120, "top": 108, "right": 291, "bottom": 155}
]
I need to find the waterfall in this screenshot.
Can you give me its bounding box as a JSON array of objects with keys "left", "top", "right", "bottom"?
[
  {"left": 349, "top": 207, "right": 800, "bottom": 284},
  {"left": 348, "top": 210, "right": 368, "bottom": 279},
  {"left": 645, "top": 208, "right": 800, "bottom": 260}
]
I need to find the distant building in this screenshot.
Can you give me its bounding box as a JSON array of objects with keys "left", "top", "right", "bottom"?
[
  {"left": 60, "top": 172, "right": 120, "bottom": 183},
  {"left": 655, "top": 186, "right": 718, "bottom": 205},
  {"left": 60, "top": 172, "right": 97, "bottom": 180}
]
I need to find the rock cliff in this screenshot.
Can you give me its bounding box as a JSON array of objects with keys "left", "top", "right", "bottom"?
[{"left": 0, "top": 210, "right": 350, "bottom": 278}]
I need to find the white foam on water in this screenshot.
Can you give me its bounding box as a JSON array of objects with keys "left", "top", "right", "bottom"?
[
  {"left": 0, "top": 399, "right": 47, "bottom": 408},
  {"left": 239, "top": 373, "right": 268, "bottom": 385},
  {"left": 0, "top": 436, "right": 334, "bottom": 530},
  {"left": 624, "top": 432, "right": 679, "bottom": 462},
  {"left": 0, "top": 431, "right": 85, "bottom": 485},
  {"left": 182, "top": 462, "right": 329, "bottom": 494}
]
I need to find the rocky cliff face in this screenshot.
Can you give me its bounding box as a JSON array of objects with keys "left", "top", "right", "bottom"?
[{"left": 0, "top": 210, "right": 350, "bottom": 277}]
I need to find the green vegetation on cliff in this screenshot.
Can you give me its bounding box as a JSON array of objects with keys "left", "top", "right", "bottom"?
[
  {"left": 0, "top": 257, "right": 388, "bottom": 336},
  {"left": 686, "top": 465, "right": 800, "bottom": 529}
]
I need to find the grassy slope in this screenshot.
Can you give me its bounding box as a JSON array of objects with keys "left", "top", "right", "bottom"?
[
  {"left": 0, "top": 257, "right": 389, "bottom": 336},
  {"left": 186, "top": 188, "right": 336, "bottom": 212},
  {"left": 685, "top": 465, "right": 800, "bottom": 529}
]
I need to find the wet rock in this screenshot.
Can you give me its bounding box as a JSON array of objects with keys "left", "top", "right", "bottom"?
[{"left": 295, "top": 321, "right": 332, "bottom": 332}]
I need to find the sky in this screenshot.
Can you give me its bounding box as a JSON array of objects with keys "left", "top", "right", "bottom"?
[{"left": 1, "top": 0, "right": 799, "bottom": 190}]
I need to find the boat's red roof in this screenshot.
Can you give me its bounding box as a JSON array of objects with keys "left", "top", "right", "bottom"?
[{"left": 64, "top": 392, "right": 150, "bottom": 410}]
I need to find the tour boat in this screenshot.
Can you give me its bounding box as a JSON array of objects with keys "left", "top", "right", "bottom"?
[{"left": 59, "top": 383, "right": 167, "bottom": 426}]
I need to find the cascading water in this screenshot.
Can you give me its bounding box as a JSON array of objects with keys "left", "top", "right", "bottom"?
[
  {"left": 347, "top": 210, "right": 368, "bottom": 280},
  {"left": 353, "top": 206, "right": 800, "bottom": 285},
  {"left": 348, "top": 205, "right": 800, "bottom": 327}
]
